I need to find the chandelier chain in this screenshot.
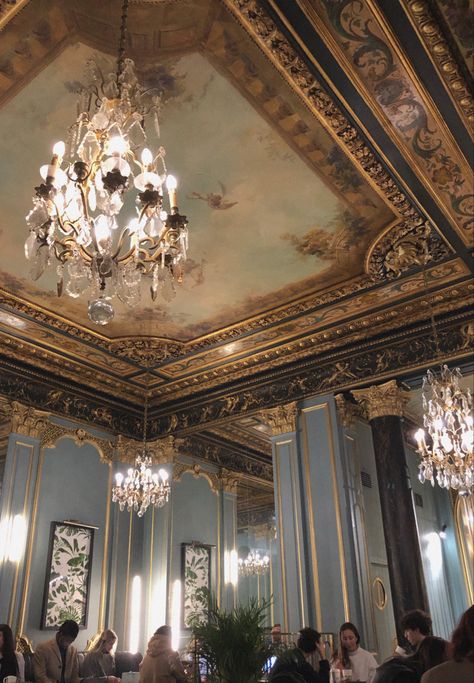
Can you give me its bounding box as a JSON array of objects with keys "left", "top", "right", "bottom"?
[
  {"left": 116, "top": 0, "right": 130, "bottom": 98},
  {"left": 421, "top": 239, "right": 441, "bottom": 358}
]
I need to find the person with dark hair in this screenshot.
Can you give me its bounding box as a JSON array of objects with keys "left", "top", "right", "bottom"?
[
  {"left": 421, "top": 606, "right": 474, "bottom": 683},
  {"left": 139, "top": 625, "right": 186, "bottom": 683},
  {"left": 373, "top": 636, "right": 449, "bottom": 683},
  {"left": 0, "top": 624, "right": 25, "bottom": 681},
  {"left": 400, "top": 610, "right": 432, "bottom": 652},
  {"left": 269, "top": 627, "right": 330, "bottom": 683},
  {"left": 33, "top": 620, "right": 80, "bottom": 683},
  {"left": 332, "top": 622, "right": 377, "bottom": 683}
]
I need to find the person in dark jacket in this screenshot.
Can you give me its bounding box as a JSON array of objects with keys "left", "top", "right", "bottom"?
[
  {"left": 373, "top": 636, "right": 448, "bottom": 683},
  {"left": 269, "top": 627, "right": 330, "bottom": 683}
]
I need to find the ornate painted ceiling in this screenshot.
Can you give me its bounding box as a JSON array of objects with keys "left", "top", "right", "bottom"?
[{"left": 0, "top": 0, "right": 472, "bottom": 476}]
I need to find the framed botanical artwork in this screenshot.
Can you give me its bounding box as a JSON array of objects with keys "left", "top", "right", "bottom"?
[
  {"left": 41, "top": 521, "right": 95, "bottom": 629},
  {"left": 181, "top": 542, "right": 211, "bottom": 628}
]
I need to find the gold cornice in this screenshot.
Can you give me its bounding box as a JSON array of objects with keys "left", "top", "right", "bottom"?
[
  {"left": 41, "top": 422, "right": 115, "bottom": 463},
  {"left": 352, "top": 380, "right": 409, "bottom": 420},
  {"left": 403, "top": 0, "right": 474, "bottom": 133},
  {"left": 0, "top": 0, "right": 31, "bottom": 32},
  {"left": 261, "top": 403, "right": 298, "bottom": 436}
]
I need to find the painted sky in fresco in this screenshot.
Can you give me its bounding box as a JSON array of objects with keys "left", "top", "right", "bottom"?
[{"left": 0, "top": 42, "right": 392, "bottom": 339}]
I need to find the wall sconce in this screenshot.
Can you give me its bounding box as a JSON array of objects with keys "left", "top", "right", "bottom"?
[
  {"left": 129, "top": 575, "right": 142, "bottom": 653},
  {"left": 0, "top": 514, "right": 27, "bottom": 563},
  {"left": 171, "top": 579, "right": 181, "bottom": 651}
]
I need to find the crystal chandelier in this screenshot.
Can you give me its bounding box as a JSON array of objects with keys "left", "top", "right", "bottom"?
[
  {"left": 415, "top": 366, "right": 473, "bottom": 495},
  {"left": 238, "top": 550, "right": 270, "bottom": 577},
  {"left": 24, "top": 0, "right": 188, "bottom": 326},
  {"left": 112, "top": 394, "right": 170, "bottom": 517},
  {"left": 414, "top": 238, "right": 473, "bottom": 495}
]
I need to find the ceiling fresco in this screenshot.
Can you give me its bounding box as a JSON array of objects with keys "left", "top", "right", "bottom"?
[{"left": 0, "top": 0, "right": 472, "bottom": 468}]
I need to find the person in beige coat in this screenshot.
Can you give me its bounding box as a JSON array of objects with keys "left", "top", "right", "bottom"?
[
  {"left": 139, "top": 626, "right": 186, "bottom": 683},
  {"left": 33, "top": 621, "right": 81, "bottom": 683},
  {"left": 421, "top": 605, "right": 474, "bottom": 683}
]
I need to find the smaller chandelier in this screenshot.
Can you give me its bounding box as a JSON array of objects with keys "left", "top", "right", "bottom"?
[
  {"left": 112, "top": 394, "right": 170, "bottom": 516},
  {"left": 415, "top": 365, "right": 473, "bottom": 495},
  {"left": 238, "top": 550, "right": 270, "bottom": 577}
]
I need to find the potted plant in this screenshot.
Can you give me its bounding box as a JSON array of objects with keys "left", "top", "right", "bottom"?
[{"left": 192, "top": 595, "right": 273, "bottom": 683}]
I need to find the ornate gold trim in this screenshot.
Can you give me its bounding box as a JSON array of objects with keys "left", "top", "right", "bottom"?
[
  {"left": 403, "top": 0, "right": 474, "bottom": 133},
  {"left": 172, "top": 461, "right": 219, "bottom": 493},
  {"left": 352, "top": 380, "right": 410, "bottom": 420},
  {"left": 41, "top": 423, "right": 115, "bottom": 463},
  {"left": 335, "top": 394, "right": 364, "bottom": 428},
  {"left": 218, "top": 467, "right": 240, "bottom": 494},
  {"left": 9, "top": 401, "right": 48, "bottom": 438},
  {"left": 115, "top": 434, "right": 180, "bottom": 465}
]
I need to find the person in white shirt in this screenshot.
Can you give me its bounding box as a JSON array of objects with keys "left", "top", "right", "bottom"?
[
  {"left": 0, "top": 623, "right": 25, "bottom": 682},
  {"left": 332, "top": 622, "right": 377, "bottom": 683}
]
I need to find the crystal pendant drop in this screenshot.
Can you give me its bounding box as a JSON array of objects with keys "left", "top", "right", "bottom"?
[{"left": 88, "top": 297, "right": 115, "bottom": 325}]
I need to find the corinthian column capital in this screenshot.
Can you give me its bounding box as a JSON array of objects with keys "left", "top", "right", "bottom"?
[
  {"left": 352, "top": 380, "right": 409, "bottom": 420},
  {"left": 261, "top": 402, "right": 297, "bottom": 436},
  {"left": 9, "top": 400, "right": 49, "bottom": 439}
]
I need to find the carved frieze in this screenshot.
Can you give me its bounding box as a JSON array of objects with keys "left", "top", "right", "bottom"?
[{"left": 352, "top": 380, "right": 410, "bottom": 421}]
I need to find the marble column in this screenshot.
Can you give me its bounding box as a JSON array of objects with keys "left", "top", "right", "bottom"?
[{"left": 352, "top": 381, "right": 429, "bottom": 642}]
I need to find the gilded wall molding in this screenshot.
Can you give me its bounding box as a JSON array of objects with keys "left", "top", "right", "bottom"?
[
  {"left": 403, "top": 0, "right": 474, "bottom": 133},
  {"left": 172, "top": 461, "right": 219, "bottom": 493},
  {"left": 351, "top": 380, "right": 410, "bottom": 420},
  {"left": 41, "top": 422, "right": 115, "bottom": 463},
  {"left": 0, "top": 0, "right": 30, "bottom": 31},
  {"left": 261, "top": 403, "right": 298, "bottom": 436}
]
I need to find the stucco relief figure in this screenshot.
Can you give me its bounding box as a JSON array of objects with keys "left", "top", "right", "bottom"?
[{"left": 188, "top": 182, "right": 238, "bottom": 210}]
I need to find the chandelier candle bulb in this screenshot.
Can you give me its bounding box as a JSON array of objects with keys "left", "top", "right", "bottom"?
[{"left": 166, "top": 174, "right": 177, "bottom": 209}]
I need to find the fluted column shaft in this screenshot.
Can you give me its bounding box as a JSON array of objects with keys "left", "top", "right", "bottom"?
[{"left": 353, "top": 382, "right": 429, "bottom": 642}]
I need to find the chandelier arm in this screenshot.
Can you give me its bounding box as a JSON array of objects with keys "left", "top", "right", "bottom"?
[{"left": 111, "top": 227, "right": 136, "bottom": 261}]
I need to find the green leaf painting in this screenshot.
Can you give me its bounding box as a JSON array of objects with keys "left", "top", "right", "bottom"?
[
  {"left": 183, "top": 544, "right": 210, "bottom": 627},
  {"left": 42, "top": 522, "right": 94, "bottom": 629}
]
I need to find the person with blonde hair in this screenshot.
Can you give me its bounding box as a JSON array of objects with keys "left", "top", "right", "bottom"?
[{"left": 82, "top": 629, "right": 120, "bottom": 683}]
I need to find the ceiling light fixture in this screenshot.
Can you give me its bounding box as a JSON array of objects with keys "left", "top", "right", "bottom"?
[
  {"left": 415, "top": 238, "right": 473, "bottom": 495},
  {"left": 24, "top": 0, "right": 188, "bottom": 325},
  {"left": 112, "top": 393, "right": 170, "bottom": 516}
]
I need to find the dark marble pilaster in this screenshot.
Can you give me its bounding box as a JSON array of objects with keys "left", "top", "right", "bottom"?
[{"left": 353, "top": 382, "right": 429, "bottom": 642}]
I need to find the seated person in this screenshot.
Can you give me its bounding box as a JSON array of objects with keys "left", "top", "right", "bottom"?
[
  {"left": 82, "top": 630, "right": 120, "bottom": 683},
  {"left": 269, "top": 627, "right": 329, "bottom": 683},
  {"left": 421, "top": 606, "right": 474, "bottom": 683},
  {"left": 0, "top": 624, "right": 25, "bottom": 682},
  {"left": 139, "top": 625, "right": 186, "bottom": 683},
  {"left": 398, "top": 610, "right": 432, "bottom": 655},
  {"left": 374, "top": 635, "right": 448, "bottom": 683},
  {"left": 332, "top": 622, "right": 377, "bottom": 683},
  {"left": 33, "top": 620, "right": 81, "bottom": 683}
]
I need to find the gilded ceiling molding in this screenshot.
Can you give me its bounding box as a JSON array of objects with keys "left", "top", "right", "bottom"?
[
  {"left": 352, "top": 380, "right": 409, "bottom": 421},
  {"left": 148, "top": 313, "right": 473, "bottom": 436},
  {"left": 0, "top": 0, "right": 30, "bottom": 32},
  {"left": 219, "top": 467, "right": 240, "bottom": 494},
  {"left": 40, "top": 423, "right": 115, "bottom": 463},
  {"left": 334, "top": 394, "right": 364, "bottom": 428},
  {"left": 8, "top": 400, "right": 49, "bottom": 439},
  {"left": 226, "top": 0, "right": 436, "bottom": 239},
  {"left": 172, "top": 461, "right": 219, "bottom": 494},
  {"left": 403, "top": 0, "right": 474, "bottom": 133},
  {"left": 260, "top": 402, "right": 298, "bottom": 436},
  {"left": 115, "top": 434, "right": 182, "bottom": 465},
  {"left": 367, "top": 221, "right": 450, "bottom": 280}
]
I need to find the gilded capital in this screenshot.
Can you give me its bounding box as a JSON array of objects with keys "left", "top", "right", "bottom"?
[
  {"left": 352, "top": 380, "right": 409, "bottom": 420},
  {"left": 335, "top": 394, "right": 361, "bottom": 427},
  {"left": 261, "top": 402, "right": 297, "bottom": 435},
  {"left": 219, "top": 467, "right": 240, "bottom": 494},
  {"left": 10, "top": 400, "right": 48, "bottom": 439}
]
